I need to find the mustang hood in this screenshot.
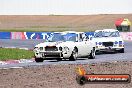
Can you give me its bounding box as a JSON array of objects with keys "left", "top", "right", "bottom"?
[{"left": 35, "top": 41, "right": 75, "bottom": 47}]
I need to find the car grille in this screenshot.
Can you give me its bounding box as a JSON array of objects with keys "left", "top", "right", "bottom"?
[
  {"left": 45, "top": 46, "right": 58, "bottom": 51},
  {"left": 102, "top": 42, "right": 113, "bottom": 47},
  {"left": 43, "top": 52, "right": 61, "bottom": 57}
]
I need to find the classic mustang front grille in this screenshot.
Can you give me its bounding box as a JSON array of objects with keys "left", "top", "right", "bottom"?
[
  {"left": 102, "top": 42, "right": 113, "bottom": 47},
  {"left": 45, "top": 46, "right": 58, "bottom": 51},
  {"left": 43, "top": 52, "right": 60, "bottom": 57}
]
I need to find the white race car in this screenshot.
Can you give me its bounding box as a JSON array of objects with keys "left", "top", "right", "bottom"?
[
  {"left": 93, "top": 29, "right": 124, "bottom": 53},
  {"left": 34, "top": 31, "right": 96, "bottom": 62}
]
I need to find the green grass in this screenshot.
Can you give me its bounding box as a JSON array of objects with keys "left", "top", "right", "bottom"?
[{"left": 0, "top": 48, "right": 34, "bottom": 61}]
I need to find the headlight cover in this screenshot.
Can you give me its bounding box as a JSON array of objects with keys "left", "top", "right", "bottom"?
[
  {"left": 34, "top": 47, "right": 38, "bottom": 49},
  {"left": 119, "top": 41, "right": 123, "bottom": 45},
  {"left": 114, "top": 41, "right": 118, "bottom": 44},
  {"left": 96, "top": 42, "right": 102, "bottom": 45},
  {"left": 63, "top": 46, "right": 69, "bottom": 52},
  {"left": 99, "top": 42, "right": 102, "bottom": 45},
  {"left": 59, "top": 47, "right": 62, "bottom": 51},
  {"left": 34, "top": 47, "right": 39, "bottom": 52},
  {"left": 39, "top": 47, "right": 43, "bottom": 51}
]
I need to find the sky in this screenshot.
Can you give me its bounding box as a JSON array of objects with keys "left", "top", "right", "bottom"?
[{"left": 0, "top": 0, "right": 132, "bottom": 15}]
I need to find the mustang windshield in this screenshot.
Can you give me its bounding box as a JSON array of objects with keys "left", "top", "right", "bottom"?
[
  {"left": 47, "top": 33, "right": 64, "bottom": 42},
  {"left": 63, "top": 33, "right": 77, "bottom": 42},
  {"left": 47, "top": 33, "right": 77, "bottom": 42}
]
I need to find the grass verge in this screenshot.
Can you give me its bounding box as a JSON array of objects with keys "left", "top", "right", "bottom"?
[
  {"left": 0, "top": 48, "right": 34, "bottom": 61},
  {"left": 0, "top": 27, "right": 95, "bottom": 32}
]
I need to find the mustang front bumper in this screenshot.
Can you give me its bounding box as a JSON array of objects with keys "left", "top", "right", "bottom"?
[{"left": 35, "top": 51, "right": 71, "bottom": 59}]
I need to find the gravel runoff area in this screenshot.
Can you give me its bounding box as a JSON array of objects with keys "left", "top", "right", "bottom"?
[{"left": 0, "top": 61, "right": 132, "bottom": 88}]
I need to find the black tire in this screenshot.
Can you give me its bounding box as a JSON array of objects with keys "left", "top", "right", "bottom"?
[
  {"left": 35, "top": 58, "right": 44, "bottom": 62},
  {"left": 56, "top": 58, "right": 62, "bottom": 61},
  {"left": 128, "top": 26, "right": 130, "bottom": 32},
  {"left": 88, "top": 48, "right": 95, "bottom": 59},
  {"left": 118, "top": 48, "right": 124, "bottom": 53},
  {"left": 76, "top": 75, "right": 87, "bottom": 85},
  {"left": 95, "top": 50, "right": 101, "bottom": 55},
  {"left": 69, "top": 48, "right": 78, "bottom": 61}
]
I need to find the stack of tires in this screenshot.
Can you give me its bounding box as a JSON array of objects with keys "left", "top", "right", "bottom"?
[{"left": 115, "top": 18, "right": 131, "bottom": 32}]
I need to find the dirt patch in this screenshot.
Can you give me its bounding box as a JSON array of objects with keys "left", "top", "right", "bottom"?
[
  {"left": 0, "top": 61, "right": 132, "bottom": 88},
  {"left": 0, "top": 14, "right": 132, "bottom": 31}
]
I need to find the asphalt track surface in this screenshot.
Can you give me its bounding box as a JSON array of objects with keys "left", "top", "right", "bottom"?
[{"left": 0, "top": 39, "right": 132, "bottom": 68}]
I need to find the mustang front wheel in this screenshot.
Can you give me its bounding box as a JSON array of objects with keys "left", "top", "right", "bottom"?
[
  {"left": 35, "top": 58, "right": 44, "bottom": 62},
  {"left": 69, "top": 48, "right": 78, "bottom": 61},
  {"left": 118, "top": 48, "right": 124, "bottom": 53},
  {"left": 88, "top": 48, "right": 95, "bottom": 59}
]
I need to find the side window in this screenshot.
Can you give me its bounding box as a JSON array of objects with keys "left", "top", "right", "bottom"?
[
  {"left": 116, "top": 31, "right": 120, "bottom": 37},
  {"left": 78, "top": 33, "right": 83, "bottom": 42},
  {"left": 111, "top": 31, "right": 120, "bottom": 37},
  {"left": 74, "top": 34, "right": 78, "bottom": 42},
  {"left": 82, "top": 33, "right": 89, "bottom": 41}
]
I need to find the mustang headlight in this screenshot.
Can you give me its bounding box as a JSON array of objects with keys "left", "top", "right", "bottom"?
[
  {"left": 99, "top": 42, "right": 102, "bottom": 45},
  {"left": 34, "top": 47, "right": 39, "bottom": 52},
  {"left": 119, "top": 41, "right": 123, "bottom": 45},
  {"left": 59, "top": 47, "right": 62, "bottom": 51},
  {"left": 96, "top": 42, "right": 98, "bottom": 45},
  {"left": 34, "top": 47, "right": 38, "bottom": 49},
  {"left": 63, "top": 46, "right": 69, "bottom": 52},
  {"left": 114, "top": 41, "right": 118, "bottom": 45},
  {"left": 39, "top": 47, "right": 43, "bottom": 51},
  {"left": 96, "top": 42, "right": 102, "bottom": 45},
  {"left": 34, "top": 47, "right": 39, "bottom": 50}
]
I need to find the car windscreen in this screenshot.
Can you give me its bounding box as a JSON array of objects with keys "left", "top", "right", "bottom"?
[
  {"left": 94, "top": 31, "right": 120, "bottom": 37},
  {"left": 63, "top": 33, "right": 77, "bottom": 42},
  {"left": 94, "top": 31, "right": 103, "bottom": 37},
  {"left": 102, "top": 31, "right": 120, "bottom": 37},
  {"left": 47, "top": 33, "right": 65, "bottom": 42}
]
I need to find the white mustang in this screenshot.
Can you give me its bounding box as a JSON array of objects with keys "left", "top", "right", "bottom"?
[{"left": 34, "top": 31, "right": 96, "bottom": 62}]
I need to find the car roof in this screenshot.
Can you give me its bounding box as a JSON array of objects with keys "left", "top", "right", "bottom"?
[
  {"left": 95, "top": 30, "right": 103, "bottom": 32},
  {"left": 102, "top": 29, "right": 119, "bottom": 32},
  {"left": 53, "top": 32, "right": 61, "bottom": 34},
  {"left": 62, "top": 31, "right": 84, "bottom": 34}
]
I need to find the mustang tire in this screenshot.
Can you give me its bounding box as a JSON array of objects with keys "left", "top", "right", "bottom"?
[
  {"left": 69, "top": 48, "right": 78, "bottom": 61},
  {"left": 76, "top": 75, "right": 87, "bottom": 85},
  {"left": 56, "top": 58, "right": 62, "bottom": 61},
  {"left": 88, "top": 48, "right": 95, "bottom": 59},
  {"left": 119, "top": 48, "right": 124, "bottom": 53},
  {"left": 35, "top": 58, "right": 44, "bottom": 62}
]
